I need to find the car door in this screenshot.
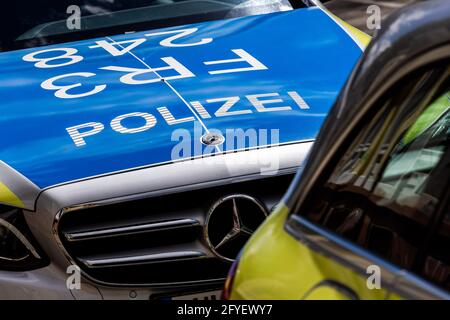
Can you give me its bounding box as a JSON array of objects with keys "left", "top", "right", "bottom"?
[{"left": 287, "top": 63, "right": 450, "bottom": 299}]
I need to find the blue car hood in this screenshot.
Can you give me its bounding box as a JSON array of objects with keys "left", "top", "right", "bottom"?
[{"left": 0, "top": 7, "right": 362, "bottom": 191}]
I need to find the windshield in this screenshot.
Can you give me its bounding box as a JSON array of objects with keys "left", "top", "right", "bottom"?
[{"left": 0, "top": 0, "right": 303, "bottom": 52}]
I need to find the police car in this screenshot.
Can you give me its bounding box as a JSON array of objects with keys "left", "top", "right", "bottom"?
[
  {"left": 224, "top": 0, "right": 450, "bottom": 300},
  {"left": 0, "top": 0, "right": 367, "bottom": 299}
]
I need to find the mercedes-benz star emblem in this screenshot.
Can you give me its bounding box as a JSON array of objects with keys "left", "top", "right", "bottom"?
[{"left": 205, "top": 194, "right": 268, "bottom": 262}]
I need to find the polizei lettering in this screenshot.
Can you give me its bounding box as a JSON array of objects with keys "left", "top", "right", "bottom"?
[{"left": 66, "top": 90, "right": 310, "bottom": 147}]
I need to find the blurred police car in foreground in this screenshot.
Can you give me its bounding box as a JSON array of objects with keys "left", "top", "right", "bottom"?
[
  {"left": 0, "top": 0, "right": 368, "bottom": 299},
  {"left": 225, "top": 0, "right": 450, "bottom": 300}
]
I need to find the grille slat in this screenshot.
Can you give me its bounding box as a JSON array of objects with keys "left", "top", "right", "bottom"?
[
  {"left": 80, "top": 250, "right": 207, "bottom": 268},
  {"left": 65, "top": 218, "right": 200, "bottom": 242}
]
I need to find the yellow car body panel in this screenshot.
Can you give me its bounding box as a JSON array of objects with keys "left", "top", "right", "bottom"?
[
  {"left": 337, "top": 18, "right": 371, "bottom": 48},
  {"left": 316, "top": 0, "right": 371, "bottom": 49},
  {"left": 230, "top": 204, "right": 391, "bottom": 300},
  {"left": 0, "top": 182, "right": 24, "bottom": 208}
]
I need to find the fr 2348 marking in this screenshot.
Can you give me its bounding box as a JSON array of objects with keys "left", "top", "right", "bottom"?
[{"left": 21, "top": 28, "right": 268, "bottom": 99}]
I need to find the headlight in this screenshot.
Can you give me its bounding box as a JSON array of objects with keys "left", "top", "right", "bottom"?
[{"left": 0, "top": 206, "right": 48, "bottom": 271}]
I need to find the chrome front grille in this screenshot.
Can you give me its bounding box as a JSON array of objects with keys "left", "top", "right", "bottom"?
[{"left": 57, "top": 174, "right": 292, "bottom": 286}]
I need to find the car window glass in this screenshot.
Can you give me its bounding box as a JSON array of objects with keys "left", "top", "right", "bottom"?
[
  {"left": 423, "top": 200, "right": 450, "bottom": 292},
  {"left": 373, "top": 94, "right": 449, "bottom": 217},
  {"left": 417, "top": 93, "right": 450, "bottom": 291},
  {"left": 301, "top": 69, "right": 449, "bottom": 274}
]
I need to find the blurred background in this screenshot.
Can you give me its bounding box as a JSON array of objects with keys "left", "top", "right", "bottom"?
[{"left": 323, "top": 0, "right": 419, "bottom": 35}]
